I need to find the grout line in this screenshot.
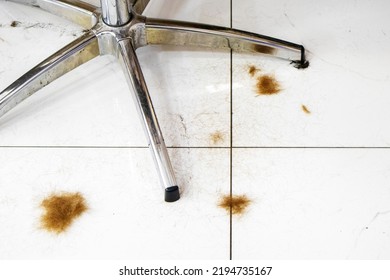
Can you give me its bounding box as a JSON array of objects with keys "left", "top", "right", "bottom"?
[
  {"left": 231, "top": 146, "right": 390, "bottom": 149},
  {"left": 0, "top": 146, "right": 149, "bottom": 149},
  {"left": 0, "top": 146, "right": 389, "bottom": 149},
  {"left": 0, "top": 146, "right": 227, "bottom": 149},
  {"left": 229, "top": 0, "right": 233, "bottom": 261},
  {"left": 230, "top": 0, "right": 233, "bottom": 28}
]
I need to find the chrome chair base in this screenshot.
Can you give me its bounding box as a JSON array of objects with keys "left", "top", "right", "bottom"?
[{"left": 0, "top": 0, "right": 308, "bottom": 202}]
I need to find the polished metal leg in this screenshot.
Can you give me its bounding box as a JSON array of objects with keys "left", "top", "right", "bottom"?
[
  {"left": 145, "top": 18, "right": 307, "bottom": 67},
  {"left": 0, "top": 31, "right": 99, "bottom": 118},
  {"left": 0, "top": 0, "right": 309, "bottom": 202},
  {"left": 117, "top": 38, "right": 179, "bottom": 202},
  {"left": 101, "top": 0, "right": 131, "bottom": 26}
]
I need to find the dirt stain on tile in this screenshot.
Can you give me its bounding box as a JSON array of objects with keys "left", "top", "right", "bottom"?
[
  {"left": 210, "top": 131, "right": 224, "bottom": 145},
  {"left": 253, "top": 44, "right": 275, "bottom": 55},
  {"left": 256, "top": 74, "right": 281, "bottom": 95},
  {"left": 301, "top": 104, "right": 311, "bottom": 114},
  {"left": 218, "top": 194, "right": 251, "bottom": 215},
  {"left": 40, "top": 192, "right": 88, "bottom": 234}
]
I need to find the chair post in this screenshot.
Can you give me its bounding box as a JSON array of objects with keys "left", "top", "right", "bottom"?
[{"left": 101, "top": 0, "right": 132, "bottom": 26}]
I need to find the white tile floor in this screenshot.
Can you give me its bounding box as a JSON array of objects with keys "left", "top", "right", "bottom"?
[{"left": 0, "top": 0, "right": 390, "bottom": 259}]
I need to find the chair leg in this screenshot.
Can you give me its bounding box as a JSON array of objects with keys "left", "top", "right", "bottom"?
[
  {"left": 131, "top": 0, "right": 151, "bottom": 15},
  {"left": 0, "top": 31, "right": 99, "bottom": 118},
  {"left": 0, "top": 0, "right": 308, "bottom": 202},
  {"left": 145, "top": 18, "right": 308, "bottom": 68},
  {"left": 117, "top": 38, "right": 180, "bottom": 202}
]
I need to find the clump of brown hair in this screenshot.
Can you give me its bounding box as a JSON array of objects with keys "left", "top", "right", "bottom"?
[
  {"left": 256, "top": 75, "right": 281, "bottom": 95},
  {"left": 218, "top": 194, "right": 251, "bottom": 215},
  {"left": 10, "top": 21, "right": 21, "bottom": 27},
  {"left": 301, "top": 104, "right": 311, "bottom": 114},
  {"left": 248, "top": 65, "right": 261, "bottom": 77},
  {"left": 40, "top": 192, "right": 88, "bottom": 234},
  {"left": 210, "top": 131, "right": 224, "bottom": 145}
]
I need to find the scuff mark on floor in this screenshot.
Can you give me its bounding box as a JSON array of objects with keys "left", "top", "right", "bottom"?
[
  {"left": 178, "top": 114, "right": 187, "bottom": 136},
  {"left": 312, "top": 52, "right": 388, "bottom": 82},
  {"left": 284, "top": 12, "right": 296, "bottom": 28},
  {"left": 368, "top": 210, "right": 390, "bottom": 224},
  {"left": 4, "top": 21, "right": 82, "bottom": 37},
  {"left": 347, "top": 209, "right": 390, "bottom": 258}
]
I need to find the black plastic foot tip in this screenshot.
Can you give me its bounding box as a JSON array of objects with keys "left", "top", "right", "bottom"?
[
  {"left": 291, "top": 46, "right": 309, "bottom": 69},
  {"left": 165, "top": 186, "right": 180, "bottom": 202},
  {"left": 291, "top": 60, "right": 309, "bottom": 69}
]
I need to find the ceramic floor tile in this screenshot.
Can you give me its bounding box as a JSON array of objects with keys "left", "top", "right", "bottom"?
[
  {"left": 0, "top": 0, "right": 231, "bottom": 147},
  {"left": 2, "top": 0, "right": 390, "bottom": 262},
  {"left": 0, "top": 147, "right": 230, "bottom": 259},
  {"left": 137, "top": 45, "right": 231, "bottom": 147},
  {"left": 232, "top": 148, "right": 390, "bottom": 259},
  {"left": 232, "top": 0, "right": 390, "bottom": 147},
  {"left": 136, "top": 0, "right": 231, "bottom": 148},
  {"left": 144, "top": 0, "right": 230, "bottom": 26}
]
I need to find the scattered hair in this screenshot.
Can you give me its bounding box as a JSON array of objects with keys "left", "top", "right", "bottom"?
[
  {"left": 10, "top": 21, "right": 21, "bottom": 27},
  {"left": 218, "top": 194, "right": 251, "bottom": 215},
  {"left": 256, "top": 74, "right": 281, "bottom": 95},
  {"left": 301, "top": 104, "right": 311, "bottom": 114},
  {"left": 210, "top": 131, "right": 224, "bottom": 145},
  {"left": 40, "top": 192, "right": 88, "bottom": 234},
  {"left": 248, "top": 65, "right": 261, "bottom": 77}
]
